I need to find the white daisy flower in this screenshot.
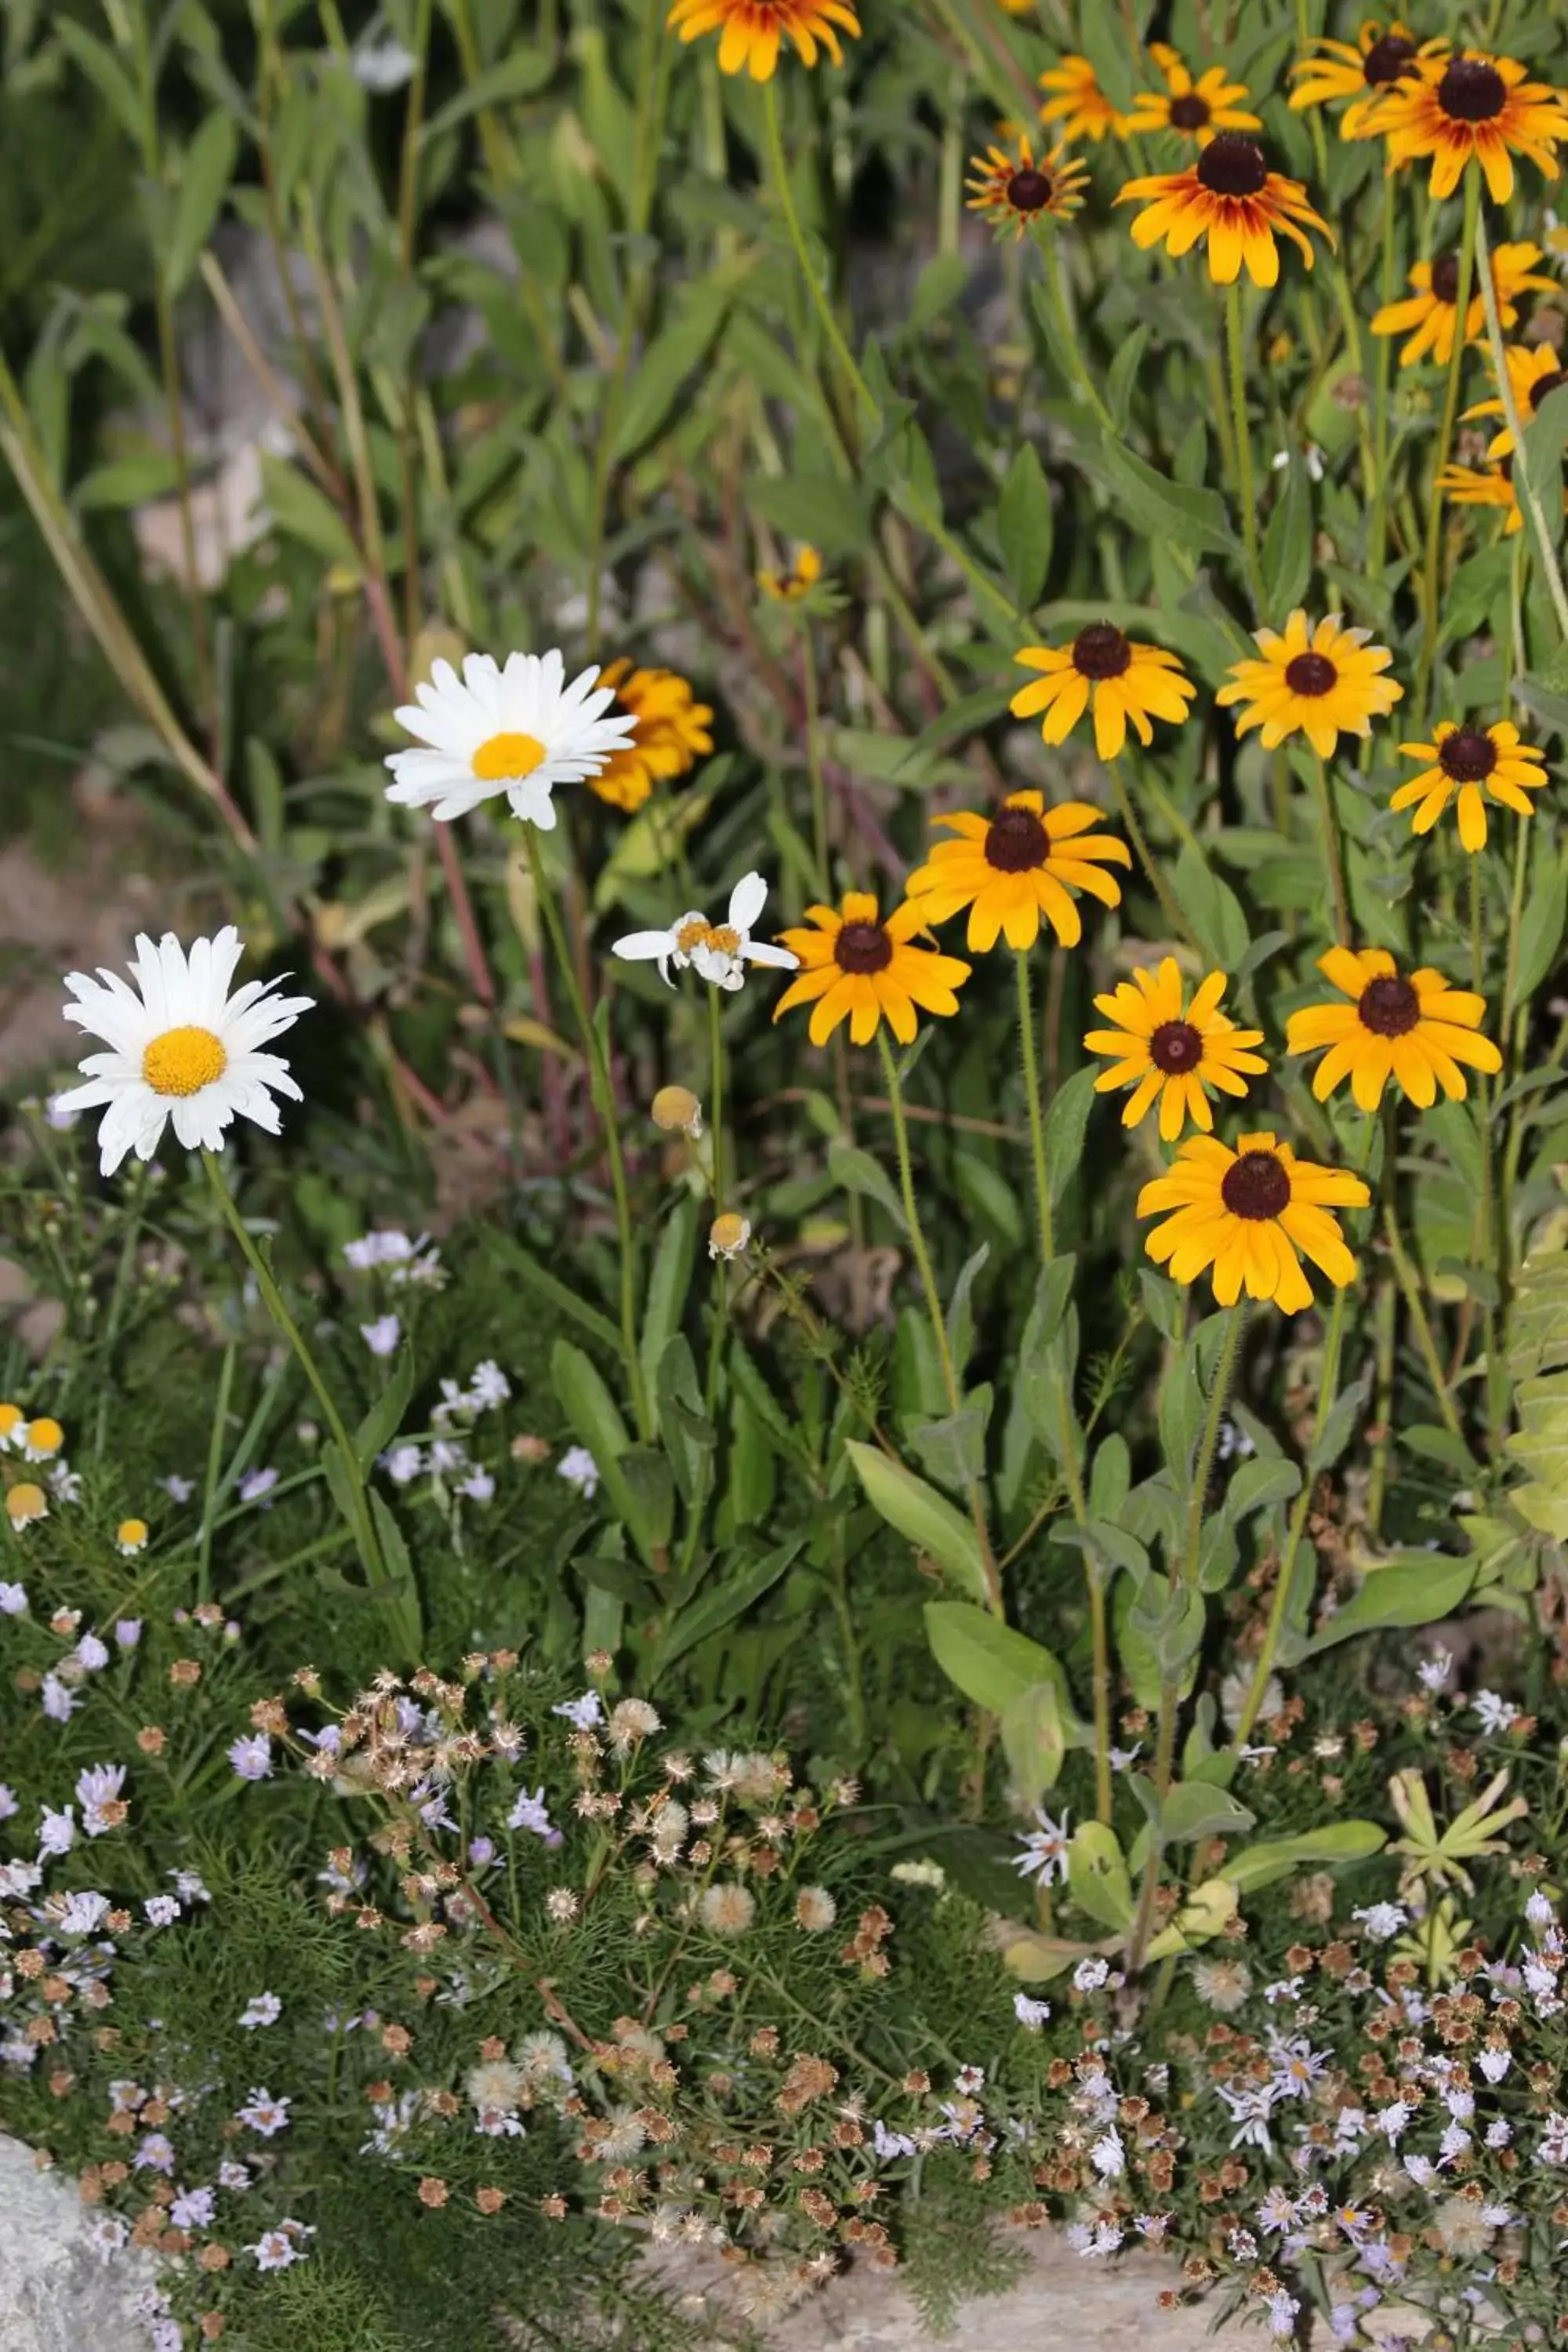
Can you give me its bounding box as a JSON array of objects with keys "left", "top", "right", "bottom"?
[
  {"left": 383, "top": 650, "right": 635, "bottom": 828},
  {"left": 611, "top": 871, "right": 799, "bottom": 992},
  {"left": 56, "top": 930, "right": 313, "bottom": 1177}
]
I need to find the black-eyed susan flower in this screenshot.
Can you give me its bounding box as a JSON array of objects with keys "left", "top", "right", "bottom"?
[
  {"left": 1462, "top": 339, "right": 1568, "bottom": 461},
  {"left": 1379, "top": 49, "right": 1568, "bottom": 204},
  {"left": 966, "top": 133, "right": 1088, "bottom": 237},
  {"left": 1138, "top": 1131, "right": 1369, "bottom": 1315},
  {"left": 1285, "top": 946, "right": 1502, "bottom": 1111},
  {"left": 1392, "top": 720, "right": 1549, "bottom": 851},
  {"left": 759, "top": 544, "right": 822, "bottom": 601},
  {"left": 1037, "top": 53, "right": 1131, "bottom": 143},
  {"left": 905, "top": 789, "right": 1131, "bottom": 953},
  {"left": 1370, "top": 242, "right": 1555, "bottom": 368},
  {"left": 1011, "top": 624, "right": 1196, "bottom": 760},
  {"left": 385, "top": 650, "right": 637, "bottom": 826},
  {"left": 1215, "top": 610, "right": 1403, "bottom": 760},
  {"left": 588, "top": 660, "right": 714, "bottom": 814},
  {"left": 1126, "top": 43, "right": 1261, "bottom": 146},
  {"left": 1084, "top": 960, "right": 1266, "bottom": 1142},
  {"left": 57, "top": 927, "right": 313, "bottom": 1178},
  {"left": 1116, "top": 132, "right": 1330, "bottom": 287},
  {"left": 1288, "top": 20, "right": 1446, "bottom": 140},
  {"left": 1435, "top": 455, "right": 1530, "bottom": 535},
  {"left": 772, "top": 893, "right": 971, "bottom": 1047},
  {"left": 666, "top": 0, "right": 859, "bottom": 81}
]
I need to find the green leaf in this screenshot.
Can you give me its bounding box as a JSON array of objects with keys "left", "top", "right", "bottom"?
[
  {"left": 73, "top": 454, "right": 183, "bottom": 511},
  {"left": 652, "top": 1539, "right": 803, "bottom": 1681},
  {"left": 55, "top": 20, "right": 143, "bottom": 143},
  {"left": 488, "top": 1236, "right": 622, "bottom": 1356},
  {"left": 1105, "top": 325, "right": 1149, "bottom": 437},
  {"left": 908, "top": 252, "right": 968, "bottom": 331},
  {"left": 848, "top": 1443, "right": 988, "bottom": 1602},
  {"left": 1308, "top": 1375, "right": 1369, "bottom": 1473},
  {"left": 421, "top": 46, "right": 554, "bottom": 140},
  {"left": 1301, "top": 1554, "right": 1477, "bottom": 1655},
  {"left": 165, "top": 111, "right": 238, "bottom": 294},
  {"left": 1159, "top": 1782, "right": 1256, "bottom": 1843},
  {"left": 1158, "top": 1334, "right": 1203, "bottom": 1484},
  {"left": 748, "top": 469, "right": 871, "bottom": 556},
  {"left": 828, "top": 1138, "right": 908, "bottom": 1232},
  {"left": 922, "top": 1600, "right": 1075, "bottom": 1722},
  {"left": 1094, "top": 433, "right": 1237, "bottom": 557},
  {"left": 1174, "top": 840, "right": 1250, "bottom": 969},
  {"left": 655, "top": 1334, "right": 711, "bottom": 1506},
  {"left": 1260, "top": 455, "right": 1313, "bottom": 620},
  {"left": 552, "top": 1339, "right": 670, "bottom": 1564},
  {"left": 1067, "top": 1820, "right": 1134, "bottom": 1930},
  {"left": 1044, "top": 1067, "right": 1098, "bottom": 1207},
  {"left": 1225, "top": 1455, "right": 1301, "bottom": 1520},
  {"left": 946, "top": 1243, "right": 989, "bottom": 1376},
  {"left": 640, "top": 1197, "right": 698, "bottom": 1433},
  {"left": 1226, "top": 1820, "right": 1386, "bottom": 1894},
  {"left": 1000, "top": 1680, "right": 1067, "bottom": 1808},
  {"left": 352, "top": 1348, "right": 416, "bottom": 1472},
  {"left": 996, "top": 444, "right": 1052, "bottom": 611},
  {"left": 1520, "top": 376, "right": 1568, "bottom": 561},
  {"left": 1513, "top": 842, "right": 1566, "bottom": 1004},
  {"left": 260, "top": 452, "right": 361, "bottom": 573},
  {"left": 908, "top": 1404, "right": 989, "bottom": 1492},
  {"left": 612, "top": 292, "right": 729, "bottom": 463}
]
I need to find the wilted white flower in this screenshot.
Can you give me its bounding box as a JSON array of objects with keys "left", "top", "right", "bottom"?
[
  {"left": 612, "top": 871, "right": 798, "bottom": 993},
  {"left": 698, "top": 1882, "right": 756, "bottom": 1936}
]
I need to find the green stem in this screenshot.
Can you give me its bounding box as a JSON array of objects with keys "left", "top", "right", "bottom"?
[
  {"left": 1369, "top": 164, "right": 1398, "bottom": 576},
  {"left": 1109, "top": 759, "right": 1196, "bottom": 946},
  {"left": 196, "top": 1339, "right": 237, "bottom": 1608},
  {"left": 1225, "top": 281, "right": 1263, "bottom": 611},
  {"left": 1474, "top": 200, "right": 1568, "bottom": 645},
  {"left": 1232, "top": 1284, "right": 1348, "bottom": 1748},
  {"left": 1383, "top": 1198, "right": 1465, "bottom": 1446},
  {"left": 802, "top": 630, "right": 831, "bottom": 896},
  {"left": 708, "top": 983, "right": 726, "bottom": 1219},
  {"left": 1035, "top": 228, "right": 1116, "bottom": 439},
  {"left": 1414, "top": 167, "right": 1479, "bottom": 726},
  {"left": 526, "top": 829, "right": 652, "bottom": 1440},
  {"left": 1015, "top": 949, "right": 1054, "bottom": 1268},
  {"left": 1311, "top": 750, "right": 1352, "bottom": 946}
]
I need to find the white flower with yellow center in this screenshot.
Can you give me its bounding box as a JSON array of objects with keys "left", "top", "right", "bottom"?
[
  {"left": 611, "top": 872, "right": 799, "bottom": 992},
  {"left": 56, "top": 929, "right": 313, "bottom": 1176},
  {"left": 383, "top": 650, "right": 637, "bottom": 826}
]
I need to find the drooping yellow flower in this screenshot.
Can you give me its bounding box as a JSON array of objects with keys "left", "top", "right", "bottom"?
[
  {"left": 587, "top": 662, "right": 714, "bottom": 814},
  {"left": 1010, "top": 624, "right": 1196, "bottom": 760},
  {"left": 1379, "top": 49, "right": 1568, "bottom": 204},
  {"left": 1126, "top": 43, "right": 1261, "bottom": 146},
  {"left": 1392, "top": 720, "right": 1549, "bottom": 852},
  {"left": 1370, "top": 242, "right": 1555, "bottom": 368},
  {"left": 1216, "top": 610, "right": 1403, "bottom": 760},
  {"left": 905, "top": 789, "right": 1131, "bottom": 953},
  {"left": 1116, "top": 132, "right": 1331, "bottom": 287},
  {"left": 1435, "top": 456, "right": 1529, "bottom": 536},
  {"left": 1084, "top": 959, "right": 1267, "bottom": 1142},
  {"left": 1285, "top": 947, "right": 1502, "bottom": 1112},
  {"left": 759, "top": 545, "right": 822, "bottom": 601},
  {"left": 966, "top": 134, "right": 1089, "bottom": 236},
  {"left": 1037, "top": 53, "right": 1133, "bottom": 143},
  {"left": 771, "top": 893, "right": 972, "bottom": 1047},
  {"left": 666, "top": 0, "right": 859, "bottom": 80},
  {"left": 1462, "top": 339, "right": 1568, "bottom": 461},
  {"left": 1138, "top": 1131, "right": 1369, "bottom": 1315},
  {"left": 5, "top": 1482, "right": 48, "bottom": 1530},
  {"left": 1289, "top": 20, "right": 1447, "bottom": 140}
]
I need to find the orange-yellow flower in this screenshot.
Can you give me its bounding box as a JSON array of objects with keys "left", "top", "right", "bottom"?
[
  {"left": 1116, "top": 133, "right": 1331, "bottom": 288},
  {"left": 1037, "top": 53, "right": 1133, "bottom": 143},
  {"left": 1126, "top": 43, "right": 1261, "bottom": 146},
  {"left": 1370, "top": 241, "right": 1555, "bottom": 368},
  {"left": 1379, "top": 49, "right": 1568, "bottom": 204},
  {"left": 1010, "top": 625, "right": 1196, "bottom": 760},
  {"left": 1216, "top": 610, "right": 1402, "bottom": 759},
  {"left": 1285, "top": 947, "right": 1501, "bottom": 1112},
  {"left": 905, "top": 790, "right": 1131, "bottom": 953},
  {"left": 771, "top": 893, "right": 971, "bottom": 1047},
  {"left": 1289, "top": 20, "right": 1447, "bottom": 140},
  {"left": 1392, "top": 720, "right": 1549, "bottom": 851},
  {"left": 588, "top": 662, "right": 713, "bottom": 814},
  {"left": 759, "top": 545, "right": 822, "bottom": 601},
  {"left": 1084, "top": 959, "right": 1266, "bottom": 1142},
  {"left": 666, "top": 0, "right": 860, "bottom": 81},
  {"left": 1462, "top": 339, "right": 1568, "bottom": 461},
  {"left": 1138, "top": 1131, "right": 1369, "bottom": 1315},
  {"left": 966, "top": 134, "right": 1088, "bottom": 236}
]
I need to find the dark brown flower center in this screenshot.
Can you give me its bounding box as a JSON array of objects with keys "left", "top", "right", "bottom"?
[
  {"left": 984, "top": 804, "right": 1050, "bottom": 873},
  {"left": 1150, "top": 1020, "right": 1203, "bottom": 1074},
  {"left": 1221, "top": 1149, "right": 1291, "bottom": 1221},
  {"left": 1530, "top": 367, "right": 1568, "bottom": 412},
  {"left": 834, "top": 920, "right": 893, "bottom": 975},
  {"left": 1005, "top": 168, "right": 1053, "bottom": 212},
  {"left": 1072, "top": 623, "right": 1131, "bottom": 681},
  {"left": 1168, "top": 91, "right": 1211, "bottom": 131},
  {"left": 1363, "top": 33, "right": 1419, "bottom": 86},
  {"left": 1283, "top": 650, "right": 1338, "bottom": 697},
  {"left": 1429, "top": 252, "right": 1462, "bottom": 304},
  {"left": 1437, "top": 727, "right": 1497, "bottom": 782},
  {"left": 1196, "top": 132, "right": 1269, "bottom": 198},
  {"left": 1498, "top": 452, "right": 1515, "bottom": 483},
  {"left": 1357, "top": 975, "right": 1421, "bottom": 1037},
  {"left": 1438, "top": 56, "right": 1506, "bottom": 123}
]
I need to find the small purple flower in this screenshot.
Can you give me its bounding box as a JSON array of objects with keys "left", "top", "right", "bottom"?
[
  {"left": 74, "top": 1632, "right": 110, "bottom": 1672},
  {"left": 468, "top": 1837, "right": 495, "bottom": 1865},
  {"left": 0, "top": 1581, "right": 27, "bottom": 1616},
  {"left": 218, "top": 2160, "right": 252, "bottom": 2190},
  {"left": 143, "top": 1895, "right": 181, "bottom": 1927},
  {"left": 235, "top": 2087, "right": 292, "bottom": 2137},
  {"left": 228, "top": 1733, "right": 274, "bottom": 1782},
  {"left": 458, "top": 1468, "right": 495, "bottom": 1503},
  {"left": 60, "top": 1889, "right": 111, "bottom": 1935},
  {"left": 170, "top": 2185, "right": 216, "bottom": 2230},
  {"left": 360, "top": 1313, "right": 401, "bottom": 1358},
  {"left": 134, "top": 2132, "right": 176, "bottom": 2175},
  {"left": 77, "top": 1763, "right": 125, "bottom": 1835},
  {"left": 41, "top": 1673, "right": 78, "bottom": 1722},
  {"left": 506, "top": 1785, "right": 555, "bottom": 1838},
  {"left": 238, "top": 1467, "right": 278, "bottom": 1508},
  {"left": 0, "top": 1786, "right": 16, "bottom": 1823},
  {"left": 160, "top": 1474, "right": 195, "bottom": 1504},
  {"left": 379, "top": 1443, "right": 423, "bottom": 1485},
  {"left": 550, "top": 1690, "right": 603, "bottom": 1731},
  {"left": 115, "top": 1619, "right": 143, "bottom": 1649},
  {"left": 240, "top": 1992, "right": 282, "bottom": 2029},
  {"left": 38, "top": 1804, "right": 75, "bottom": 1858}
]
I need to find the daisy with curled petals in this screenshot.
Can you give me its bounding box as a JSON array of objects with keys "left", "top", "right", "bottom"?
[
  {"left": 905, "top": 790, "right": 1131, "bottom": 953},
  {"left": 1125, "top": 44, "right": 1261, "bottom": 147},
  {"left": 55, "top": 929, "right": 312, "bottom": 1178},
  {"left": 666, "top": 0, "right": 859, "bottom": 81},
  {"left": 1116, "top": 132, "right": 1331, "bottom": 289},
  {"left": 1285, "top": 947, "right": 1501, "bottom": 1112},
  {"left": 384, "top": 651, "right": 636, "bottom": 828},
  {"left": 1138, "top": 1131, "right": 1370, "bottom": 1316},
  {"left": 1370, "top": 243, "right": 1555, "bottom": 369},
  {"left": 612, "top": 872, "right": 799, "bottom": 993},
  {"left": 1288, "top": 20, "right": 1446, "bottom": 141},
  {"left": 771, "top": 894, "right": 971, "bottom": 1047},
  {"left": 1378, "top": 50, "right": 1568, "bottom": 205},
  {"left": 1462, "top": 340, "right": 1568, "bottom": 463},
  {"left": 587, "top": 660, "right": 714, "bottom": 815},
  {"left": 1037, "top": 53, "right": 1132, "bottom": 143},
  {"left": 1215, "top": 610, "right": 1403, "bottom": 759},
  {"left": 1011, "top": 623, "right": 1196, "bottom": 760},
  {"left": 1084, "top": 960, "right": 1267, "bottom": 1142},
  {"left": 1392, "top": 720, "right": 1548, "bottom": 853},
  {"left": 966, "top": 134, "right": 1088, "bottom": 238}
]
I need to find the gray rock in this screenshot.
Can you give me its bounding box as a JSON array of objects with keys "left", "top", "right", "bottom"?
[{"left": 0, "top": 2135, "right": 159, "bottom": 2352}]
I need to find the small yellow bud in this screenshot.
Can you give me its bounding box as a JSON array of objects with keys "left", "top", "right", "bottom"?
[
  {"left": 651, "top": 1085, "right": 702, "bottom": 1138},
  {"left": 5, "top": 1483, "right": 48, "bottom": 1529},
  {"left": 708, "top": 1214, "right": 752, "bottom": 1261}
]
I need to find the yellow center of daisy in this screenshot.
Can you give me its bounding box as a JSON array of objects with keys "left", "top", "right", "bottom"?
[
  {"left": 1437, "top": 728, "right": 1497, "bottom": 782},
  {"left": 1283, "top": 650, "right": 1338, "bottom": 697},
  {"left": 1006, "top": 166, "right": 1054, "bottom": 211},
  {"left": 676, "top": 917, "right": 713, "bottom": 954},
  {"left": 707, "top": 924, "right": 742, "bottom": 956},
  {"left": 471, "top": 730, "right": 546, "bottom": 782},
  {"left": 984, "top": 804, "right": 1050, "bottom": 872},
  {"left": 1363, "top": 32, "right": 1418, "bottom": 85},
  {"left": 1196, "top": 132, "right": 1268, "bottom": 197},
  {"left": 1437, "top": 56, "right": 1505, "bottom": 122},
  {"left": 1149, "top": 1020, "right": 1203, "bottom": 1073},
  {"left": 1220, "top": 1149, "right": 1291, "bottom": 1220},
  {"left": 1072, "top": 622, "right": 1132, "bottom": 681},
  {"left": 833, "top": 920, "right": 893, "bottom": 974},
  {"left": 143, "top": 1026, "right": 227, "bottom": 1098},
  {"left": 1357, "top": 975, "right": 1421, "bottom": 1037}
]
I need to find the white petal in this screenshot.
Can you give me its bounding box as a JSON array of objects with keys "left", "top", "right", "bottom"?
[
  {"left": 611, "top": 930, "right": 679, "bottom": 964},
  {"left": 728, "top": 872, "right": 768, "bottom": 933},
  {"left": 742, "top": 942, "right": 800, "bottom": 970}
]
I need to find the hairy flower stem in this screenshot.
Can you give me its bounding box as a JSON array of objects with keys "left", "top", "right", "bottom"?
[
  {"left": 1224, "top": 283, "right": 1264, "bottom": 612},
  {"left": 526, "top": 831, "right": 652, "bottom": 1442},
  {"left": 1311, "top": 750, "right": 1352, "bottom": 947},
  {"left": 1414, "top": 168, "right": 1479, "bottom": 728},
  {"left": 1015, "top": 949, "right": 1054, "bottom": 1269},
  {"left": 1369, "top": 168, "right": 1398, "bottom": 575},
  {"left": 1034, "top": 229, "right": 1116, "bottom": 439},
  {"left": 1384, "top": 1198, "right": 1466, "bottom": 1447},
  {"left": 202, "top": 1152, "right": 423, "bottom": 1657},
  {"left": 1109, "top": 760, "right": 1196, "bottom": 947},
  {"left": 1475, "top": 202, "right": 1568, "bottom": 644},
  {"left": 877, "top": 1033, "right": 999, "bottom": 1613}
]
